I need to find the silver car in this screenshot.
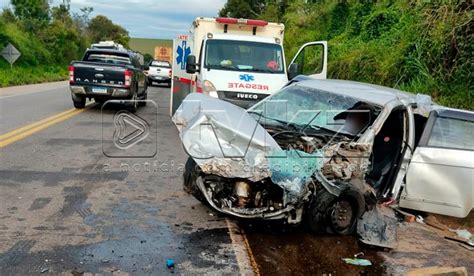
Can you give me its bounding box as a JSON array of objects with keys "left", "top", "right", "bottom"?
[{"left": 173, "top": 78, "right": 473, "bottom": 235}]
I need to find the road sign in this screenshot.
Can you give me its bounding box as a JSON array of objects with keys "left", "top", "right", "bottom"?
[{"left": 1, "top": 43, "right": 21, "bottom": 67}]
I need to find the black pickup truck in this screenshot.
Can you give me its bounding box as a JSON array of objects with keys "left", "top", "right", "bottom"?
[{"left": 69, "top": 49, "right": 148, "bottom": 112}]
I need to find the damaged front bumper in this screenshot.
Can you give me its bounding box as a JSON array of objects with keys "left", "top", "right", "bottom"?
[
  {"left": 195, "top": 176, "right": 300, "bottom": 221},
  {"left": 173, "top": 93, "right": 373, "bottom": 224}
]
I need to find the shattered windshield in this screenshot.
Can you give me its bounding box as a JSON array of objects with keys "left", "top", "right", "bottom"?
[
  {"left": 204, "top": 39, "right": 285, "bottom": 73},
  {"left": 249, "top": 84, "right": 378, "bottom": 135}
]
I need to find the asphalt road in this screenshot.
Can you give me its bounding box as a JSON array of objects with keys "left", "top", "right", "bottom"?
[
  {"left": 0, "top": 82, "right": 71, "bottom": 134},
  {"left": 0, "top": 83, "right": 251, "bottom": 275},
  {"left": 0, "top": 82, "right": 472, "bottom": 275}
]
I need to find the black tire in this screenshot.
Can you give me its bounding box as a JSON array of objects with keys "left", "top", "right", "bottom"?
[
  {"left": 183, "top": 157, "right": 207, "bottom": 204},
  {"left": 72, "top": 94, "right": 85, "bottom": 109},
  {"left": 139, "top": 85, "right": 148, "bottom": 106},
  {"left": 128, "top": 91, "right": 138, "bottom": 113},
  {"left": 139, "top": 93, "right": 147, "bottom": 106},
  {"left": 307, "top": 184, "right": 365, "bottom": 235}
]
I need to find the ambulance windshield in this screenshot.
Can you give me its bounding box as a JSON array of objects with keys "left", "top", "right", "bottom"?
[{"left": 204, "top": 40, "right": 285, "bottom": 74}]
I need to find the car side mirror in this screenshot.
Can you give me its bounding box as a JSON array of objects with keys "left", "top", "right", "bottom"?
[
  {"left": 288, "top": 63, "right": 300, "bottom": 80},
  {"left": 186, "top": 55, "right": 199, "bottom": 74}
]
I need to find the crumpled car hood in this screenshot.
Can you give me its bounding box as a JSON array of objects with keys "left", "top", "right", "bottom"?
[
  {"left": 172, "top": 93, "right": 323, "bottom": 199},
  {"left": 172, "top": 93, "right": 281, "bottom": 181}
]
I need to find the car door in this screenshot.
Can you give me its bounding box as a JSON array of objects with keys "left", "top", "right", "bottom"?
[
  {"left": 399, "top": 108, "right": 474, "bottom": 218},
  {"left": 288, "top": 41, "right": 328, "bottom": 80}
]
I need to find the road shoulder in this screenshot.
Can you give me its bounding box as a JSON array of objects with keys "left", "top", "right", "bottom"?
[{"left": 0, "top": 81, "right": 68, "bottom": 98}]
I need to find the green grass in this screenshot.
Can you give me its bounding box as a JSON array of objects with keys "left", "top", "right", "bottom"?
[
  {"left": 0, "top": 65, "right": 68, "bottom": 87},
  {"left": 279, "top": 1, "right": 473, "bottom": 110}
]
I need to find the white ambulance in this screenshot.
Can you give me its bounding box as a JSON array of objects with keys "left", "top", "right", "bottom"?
[{"left": 170, "top": 17, "right": 328, "bottom": 114}]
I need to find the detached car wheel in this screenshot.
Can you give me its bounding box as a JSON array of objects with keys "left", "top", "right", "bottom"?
[
  {"left": 183, "top": 157, "right": 207, "bottom": 204},
  {"left": 72, "top": 94, "right": 85, "bottom": 109},
  {"left": 308, "top": 185, "right": 365, "bottom": 235}
]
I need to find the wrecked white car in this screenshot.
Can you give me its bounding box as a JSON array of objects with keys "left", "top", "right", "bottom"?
[{"left": 173, "top": 78, "right": 474, "bottom": 235}]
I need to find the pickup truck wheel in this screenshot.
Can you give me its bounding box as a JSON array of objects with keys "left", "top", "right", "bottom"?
[
  {"left": 139, "top": 83, "right": 148, "bottom": 106},
  {"left": 307, "top": 185, "right": 365, "bottom": 235},
  {"left": 72, "top": 94, "right": 86, "bottom": 109},
  {"left": 139, "top": 92, "right": 147, "bottom": 106},
  {"left": 128, "top": 92, "right": 138, "bottom": 113}
]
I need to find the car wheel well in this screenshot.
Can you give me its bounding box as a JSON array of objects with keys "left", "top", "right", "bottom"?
[{"left": 307, "top": 182, "right": 365, "bottom": 235}]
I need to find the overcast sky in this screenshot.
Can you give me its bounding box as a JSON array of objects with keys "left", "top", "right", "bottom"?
[{"left": 0, "top": 0, "right": 226, "bottom": 39}]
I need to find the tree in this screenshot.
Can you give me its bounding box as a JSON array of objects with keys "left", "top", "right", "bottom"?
[
  {"left": 51, "top": 4, "right": 71, "bottom": 24},
  {"left": 72, "top": 7, "right": 93, "bottom": 32},
  {"left": 219, "top": 0, "right": 289, "bottom": 22},
  {"left": 259, "top": 3, "right": 280, "bottom": 22},
  {"left": 11, "top": 0, "right": 49, "bottom": 21},
  {"left": 87, "top": 15, "right": 130, "bottom": 47},
  {"left": 1, "top": 8, "right": 16, "bottom": 23},
  {"left": 143, "top": 53, "right": 154, "bottom": 65},
  {"left": 218, "top": 0, "right": 266, "bottom": 18}
]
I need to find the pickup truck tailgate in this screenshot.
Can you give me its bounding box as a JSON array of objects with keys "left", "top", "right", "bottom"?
[
  {"left": 149, "top": 66, "right": 170, "bottom": 77},
  {"left": 73, "top": 62, "right": 127, "bottom": 87}
]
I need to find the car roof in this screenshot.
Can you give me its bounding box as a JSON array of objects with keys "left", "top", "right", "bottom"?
[
  {"left": 432, "top": 105, "right": 474, "bottom": 120},
  {"left": 296, "top": 78, "right": 415, "bottom": 106},
  {"left": 86, "top": 49, "right": 132, "bottom": 56}
]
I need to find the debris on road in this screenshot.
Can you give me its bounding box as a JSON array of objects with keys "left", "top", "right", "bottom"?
[
  {"left": 342, "top": 258, "right": 372, "bottom": 266},
  {"left": 405, "top": 266, "right": 468, "bottom": 276},
  {"left": 393, "top": 207, "right": 416, "bottom": 223},
  {"left": 459, "top": 243, "right": 474, "bottom": 251},
  {"left": 357, "top": 206, "right": 398, "bottom": 248},
  {"left": 417, "top": 214, "right": 474, "bottom": 250},
  {"left": 450, "top": 228, "right": 472, "bottom": 242},
  {"left": 40, "top": 267, "right": 49, "bottom": 273},
  {"left": 424, "top": 215, "right": 449, "bottom": 231},
  {"left": 444, "top": 236, "right": 474, "bottom": 248},
  {"left": 166, "top": 258, "right": 175, "bottom": 268}
]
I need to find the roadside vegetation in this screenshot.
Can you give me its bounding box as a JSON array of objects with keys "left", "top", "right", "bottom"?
[
  {"left": 0, "top": 0, "right": 130, "bottom": 87},
  {"left": 221, "top": 1, "right": 473, "bottom": 109}
]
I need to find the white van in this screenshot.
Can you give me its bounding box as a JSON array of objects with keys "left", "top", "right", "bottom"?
[{"left": 170, "top": 17, "right": 328, "bottom": 114}]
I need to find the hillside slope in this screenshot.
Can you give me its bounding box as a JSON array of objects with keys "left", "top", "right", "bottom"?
[{"left": 262, "top": 1, "right": 472, "bottom": 109}]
